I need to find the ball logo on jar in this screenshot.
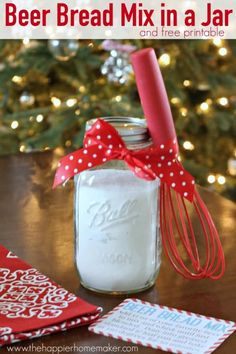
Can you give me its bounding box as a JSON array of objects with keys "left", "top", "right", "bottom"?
[{"left": 87, "top": 199, "right": 138, "bottom": 232}]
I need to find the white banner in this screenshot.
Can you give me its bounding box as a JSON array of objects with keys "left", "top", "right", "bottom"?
[{"left": 0, "top": 0, "right": 235, "bottom": 39}]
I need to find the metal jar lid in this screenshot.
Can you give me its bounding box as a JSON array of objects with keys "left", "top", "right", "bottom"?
[{"left": 86, "top": 117, "right": 150, "bottom": 144}]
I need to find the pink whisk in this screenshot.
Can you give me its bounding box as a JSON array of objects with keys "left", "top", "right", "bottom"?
[{"left": 131, "top": 48, "right": 225, "bottom": 280}]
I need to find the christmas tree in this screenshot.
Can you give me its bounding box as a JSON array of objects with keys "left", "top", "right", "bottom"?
[{"left": 0, "top": 39, "right": 235, "bottom": 200}]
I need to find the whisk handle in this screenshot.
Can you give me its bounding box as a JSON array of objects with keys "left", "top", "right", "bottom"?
[{"left": 131, "top": 48, "right": 177, "bottom": 146}]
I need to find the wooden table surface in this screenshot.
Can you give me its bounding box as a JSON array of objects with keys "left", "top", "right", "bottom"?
[{"left": 0, "top": 151, "right": 235, "bottom": 354}]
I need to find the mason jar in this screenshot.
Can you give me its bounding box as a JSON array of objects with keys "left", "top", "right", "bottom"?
[{"left": 74, "top": 117, "right": 161, "bottom": 294}]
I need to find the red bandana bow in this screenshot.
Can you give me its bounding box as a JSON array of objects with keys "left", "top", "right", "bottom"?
[{"left": 53, "top": 119, "right": 195, "bottom": 201}]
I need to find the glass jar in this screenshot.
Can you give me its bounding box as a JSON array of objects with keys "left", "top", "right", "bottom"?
[{"left": 74, "top": 117, "right": 161, "bottom": 294}]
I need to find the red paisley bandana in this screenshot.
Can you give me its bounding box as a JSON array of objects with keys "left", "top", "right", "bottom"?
[{"left": 0, "top": 245, "right": 102, "bottom": 347}]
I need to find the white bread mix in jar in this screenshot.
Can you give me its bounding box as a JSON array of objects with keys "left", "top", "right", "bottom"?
[{"left": 74, "top": 117, "right": 161, "bottom": 294}]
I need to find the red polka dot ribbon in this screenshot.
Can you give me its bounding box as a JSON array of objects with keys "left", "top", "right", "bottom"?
[{"left": 53, "top": 119, "right": 195, "bottom": 201}]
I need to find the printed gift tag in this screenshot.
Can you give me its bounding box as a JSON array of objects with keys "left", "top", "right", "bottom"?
[{"left": 89, "top": 299, "right": 236, "bottom": 354}]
